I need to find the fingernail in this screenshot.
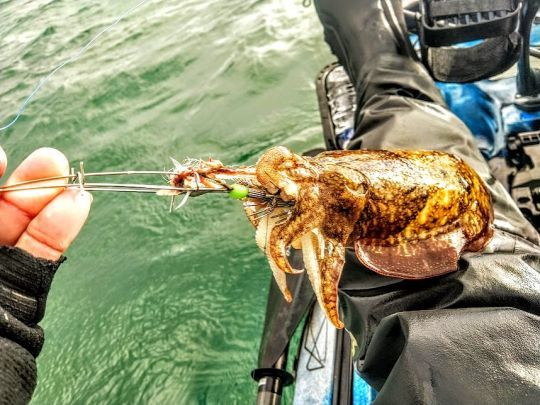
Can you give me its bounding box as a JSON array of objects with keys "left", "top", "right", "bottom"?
[
  {"left": 0, "top": 147, "right": 6, "bottom": 168},
  {"left": 76, "top": 190, "right": 93, "bottom": 203}
]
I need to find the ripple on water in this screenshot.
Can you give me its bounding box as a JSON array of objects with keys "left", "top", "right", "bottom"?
[{"left": 0, "top": 1, "right": 332, "bottom": 404}]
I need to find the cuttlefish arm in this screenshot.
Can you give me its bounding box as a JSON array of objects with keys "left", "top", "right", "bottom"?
[
  {"left": 252, "top": 189, "right": 321, "bottom": 305},
  {"left": 273, "top": 169, "right": 366, "bottom": 329},
  {"left": 253, "top": 147, "right": 367, "bottom": 328},
  {"left": 303, "top": 170, "right": 367, "bottom": 329},
  {"left": 267, "top": 188, "right": 322, "bottom": 275},
  {"left": 301, "top": 230, "right": 346, "bottom": 329},
  {"left": 255, "top": 209, "right": 293, "bottom": 302}
]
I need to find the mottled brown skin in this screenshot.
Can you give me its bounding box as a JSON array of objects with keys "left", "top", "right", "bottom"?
[
  {"left": 253, "top": 147, "right": 494, "bottom": 329},
  {"left": 317, "top": 149, "right": 494, "bottom": 248}
]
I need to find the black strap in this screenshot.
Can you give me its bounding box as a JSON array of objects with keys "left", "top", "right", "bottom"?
[
  {"left": 426, "top": 32, "right": 521, "bottom": 82},
  {"left": 422, "top": 3, "right": 520, "bottom": 47},
  {"left": 429, "top": 0, "right": 515, "bottom": 17}
]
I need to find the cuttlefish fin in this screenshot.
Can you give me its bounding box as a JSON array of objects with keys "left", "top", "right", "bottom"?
[
  {"left": 255, "top": 210, "right": 292, "bottom": 302},
  {"left": 354, "top": 228, "right": 466, "bottom": 279},
  {"left": 301, "top": 229, "right": 346, "bottom": 329}
]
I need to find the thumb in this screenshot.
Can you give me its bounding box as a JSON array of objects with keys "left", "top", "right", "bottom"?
[
  {"left": 0, "top": 146, "right": 6, "bottom": 178},
  {"left": 15, "top": 189, "right": 92, "bottom": 260}
]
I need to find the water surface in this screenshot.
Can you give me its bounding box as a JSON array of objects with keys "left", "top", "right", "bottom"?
[{"left": 0, "top": 0, "right": 331, "bottom": 403}]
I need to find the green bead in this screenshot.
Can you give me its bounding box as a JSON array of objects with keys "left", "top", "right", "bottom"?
[{"left": 228, "top": 183, "right": 249, "bottom": 200}]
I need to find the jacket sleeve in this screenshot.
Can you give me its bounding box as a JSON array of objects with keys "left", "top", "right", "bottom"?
[
  {"left": 338, "top": 228, "right": 540, "bottom": 404},
  {"left": 0, "top": 246, "right": 65, "bottom": 405},
  {"left": 314, "top": 1, "right": 540, "bottom": 402},
  {"left": 329, "top": 33, "right": 540, "bottom": 404}
]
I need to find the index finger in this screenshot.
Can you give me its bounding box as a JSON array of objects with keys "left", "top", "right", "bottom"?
[{"left": 0, "top": 146, "right": 6, "bottom": 178}]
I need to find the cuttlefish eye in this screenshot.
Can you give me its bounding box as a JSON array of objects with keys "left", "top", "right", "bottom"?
[
  {"left": 290, "top": 166, "right": 316, "bottom": 180},
  {"left": 256, "top": 147, "right": 294, "bottom": 194}
]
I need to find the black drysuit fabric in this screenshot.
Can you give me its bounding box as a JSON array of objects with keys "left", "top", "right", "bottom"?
[
  {"left": 0, "top": 246, "right": 64, "bottom": 405},
  {"left": 315, "top": 0, "right": 540, "bottom": 404}
]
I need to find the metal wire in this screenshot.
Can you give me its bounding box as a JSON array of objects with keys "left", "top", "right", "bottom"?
[
  {"left": 0, "top": 183, "right": 227, "bottom": 195},
  {"left": 0, "top": 166, "right": 229, "bottom": 196},
  {"left": 0, "top": 0, "right": 154, "bottom": 132},
  {"left": 0, "top": 163, "right": 281, "bottom": 204}
]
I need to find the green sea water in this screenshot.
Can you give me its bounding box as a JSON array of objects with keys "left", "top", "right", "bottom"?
[{"left": 0, "top": 0, "right": 332, "bottom": 403}]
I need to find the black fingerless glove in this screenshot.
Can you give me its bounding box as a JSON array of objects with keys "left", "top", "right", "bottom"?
[{"left": 0, "top": 246, "right": 65, "bottom": 357}]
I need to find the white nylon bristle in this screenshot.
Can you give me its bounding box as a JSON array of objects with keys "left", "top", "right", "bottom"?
[{"left": 175, "top": 192, "right": 191, "bottom": 210}]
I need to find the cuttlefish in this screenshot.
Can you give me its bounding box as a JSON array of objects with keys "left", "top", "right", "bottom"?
[{"left": 169, "top": 147, "right": 494, "bottom": 329}]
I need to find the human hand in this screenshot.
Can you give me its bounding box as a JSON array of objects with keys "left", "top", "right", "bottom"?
[{"left": 0, "top": 146, "right": 92, "bottom": 261}]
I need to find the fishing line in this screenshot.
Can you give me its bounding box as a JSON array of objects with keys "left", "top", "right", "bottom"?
[{"left": 0, "top": 0, "right": 153, "bottom": 132}]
